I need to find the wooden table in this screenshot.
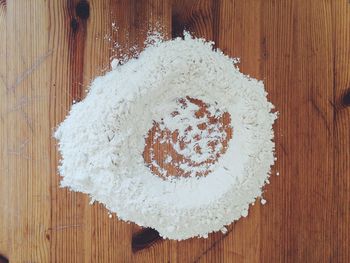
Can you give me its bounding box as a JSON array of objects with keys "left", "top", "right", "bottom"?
[{"left": 0, "top": 0, "right": 349, "bottom": 262}]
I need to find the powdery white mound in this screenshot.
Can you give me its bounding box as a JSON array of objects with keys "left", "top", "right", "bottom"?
[{"left": 55, "top": 34, "right": 277, "bottom": 240}]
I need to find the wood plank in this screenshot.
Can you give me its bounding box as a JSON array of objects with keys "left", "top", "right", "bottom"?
[
  {"left": 0, "top": 0, "right": 8, "bottom": 260},
  {"left": 333, "top": 1, "right": 350, "bottom": 262},
  {"left": 259, "top": 0, "right": 334, "bottom": 261},
  {"left": 4, "top": 0, "right": 52, "bottom": 262},
  {"left": 48, "top": 0, "right": 91, "bottom": 262}
]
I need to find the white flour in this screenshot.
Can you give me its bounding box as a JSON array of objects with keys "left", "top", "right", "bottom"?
[{"left": 55, "top": 33, "right": 277, "bottom": 240}]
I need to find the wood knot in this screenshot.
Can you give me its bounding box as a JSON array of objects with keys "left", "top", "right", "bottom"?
[
  {"left": 342, "top": 89, "right": 350, "bottom": 107},
  {"left": 132, "top": 228, "right": 161, "bottom": 253},
  {"left": 0, "top": 255, "right": 8, "bottom": 263},
  {"left": 75, "top": 0, "right": 90, "bottom": 20},
  {"left": 70, "top": 18, "right": 79, "bottom": 33}
]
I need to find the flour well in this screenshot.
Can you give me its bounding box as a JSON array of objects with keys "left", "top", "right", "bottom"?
[
  {"left": 55, "top": 33, "right": 277, "bottom": 240},
  {"left": 144, "top": 96, "right": 232, "bottom": 178}
]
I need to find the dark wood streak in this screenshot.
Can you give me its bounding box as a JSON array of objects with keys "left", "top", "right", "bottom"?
[
  {"left": 0, "top": 0, "right": 6, "bottom": 9},
  {"left": 172, "top": 0, "right": 197, "bottom": 38},
  {"left": 192, "top": 227, "right": 238, "bottom": 263},
  {"left": 67, "top": 0, "right": 88, "bottom": 101},
  {"left": 132, "top": 228, "right": 162, "bottom": 253},
  {"left": 172, "top": 12, "right": 186, "bottom": 38},
  {"left": 172, "top": 0, "right": 220, "bottom": 43},
  {"left": 211, "top": 0, "right": 221, "bottom": 47}
]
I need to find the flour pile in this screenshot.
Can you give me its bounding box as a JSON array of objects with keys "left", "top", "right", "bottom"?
[{"left": 55, "top": 33, "right": 277, "bottom": 240}]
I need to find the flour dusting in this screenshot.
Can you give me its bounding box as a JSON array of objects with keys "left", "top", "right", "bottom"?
[{"left": 54, "top": 32, "right": 277, "bottom": 240}]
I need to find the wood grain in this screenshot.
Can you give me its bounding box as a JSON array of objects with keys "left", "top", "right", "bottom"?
[
  {"left": 0, "top": 0, "right": 349, "bottom": 262},
  {"left": 0, "top": 0, "right": 7, "bottom": 260},
  {"left": 333, "top": 1, "right": 350, "bottom": 262}
]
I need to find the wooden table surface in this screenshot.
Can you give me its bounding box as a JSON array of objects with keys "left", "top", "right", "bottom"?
[{"left": 1, "top": 0, "right": 349, "bottom": 262}]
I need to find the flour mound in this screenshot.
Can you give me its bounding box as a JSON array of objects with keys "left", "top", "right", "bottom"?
[{"left": 55, "top": 33, "right": 277, "bottom": 240}]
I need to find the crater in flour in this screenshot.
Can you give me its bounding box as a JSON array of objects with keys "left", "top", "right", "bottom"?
[{"left": 143, "top": 96, "right": 232, "bottom": 178}]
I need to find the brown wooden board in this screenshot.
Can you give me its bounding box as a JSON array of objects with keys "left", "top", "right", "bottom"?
[{"left": 0, "top": 0, "right": 349, "bottom": 262}]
